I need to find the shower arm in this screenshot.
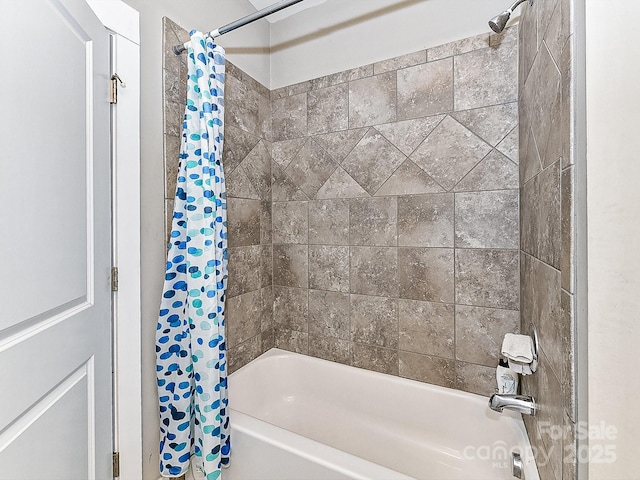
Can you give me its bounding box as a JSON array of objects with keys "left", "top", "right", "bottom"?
[
  {"left": 507, "top": 0, "right": 534, "bottom": 14},
  {"left": 172, "top": 0, "right": 306, "bottom": 55}
]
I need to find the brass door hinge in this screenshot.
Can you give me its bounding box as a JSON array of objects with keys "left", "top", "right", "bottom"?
[
  {"left": 112, "top": 451, "right": 120, "bottom": 477},
  {"left": 110, "top": 73, "right": 126, "bottom": 104},
  {"left": 111, "top": 267, "right": 119, "bottom": 292}
]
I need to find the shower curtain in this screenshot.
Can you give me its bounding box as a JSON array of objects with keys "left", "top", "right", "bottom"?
[{"left": 156, "top": 31, "right": 230, "bottom": 480}]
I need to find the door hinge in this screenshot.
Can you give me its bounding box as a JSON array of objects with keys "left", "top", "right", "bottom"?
[
  {"left": 110, "top": 73, "right": 126, "bottom": 104},
  {"left": 111, "top": 267, "right": 119, "bottom": 292},
  {"left": 112, "top": 451, "right": 120, "bottom": 477}
]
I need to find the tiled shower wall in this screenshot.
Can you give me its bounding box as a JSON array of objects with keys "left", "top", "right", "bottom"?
[
  {"left": 163, "top": 18, "right": 273, "bottom": 373},
  {"left": 269, "top": 28, "right": 520, "bottom": 396},
  {"left": 163, "top": 20, "right": 538, "bottom": 400},
  {"left": 518, "top": 0, "right": 577, "bottom": 479}
]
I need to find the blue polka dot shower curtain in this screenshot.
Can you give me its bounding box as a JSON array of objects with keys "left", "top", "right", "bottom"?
[{"left": 156, "top": 31, "right": 230, "bottom": 480}]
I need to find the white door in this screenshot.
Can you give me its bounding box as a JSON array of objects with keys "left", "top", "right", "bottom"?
[{"left": 0, "top": 1, "right": 113, "bottom": 479}]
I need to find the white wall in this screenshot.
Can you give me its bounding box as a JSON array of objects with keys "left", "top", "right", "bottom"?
[
  {"left": 586, "top": 1, "right": 640, "bottom": 478},
  {"left": 118, "top": 1, "right": 269, "bottom": 478},
  {"left": 269, "top": 0, "right": 513, "bottom": 88}
]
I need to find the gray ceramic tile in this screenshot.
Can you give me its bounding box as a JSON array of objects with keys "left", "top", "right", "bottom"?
[
  {"left": 162, "top": 17, "right": 188, "bottom": 75},
  {"left": 164, "top": 134, "right": 180, "bottom": 199},
  {"left": 351, "top": 344, "right": 398, "bottom": 376},
  {"left": 258, "top": 91, "right": 271, "bottom": 140},
  {"left": 454, "top": 44, "right": 518, "bottom": 111},
  {"left": 455, "top": 305, "right": 520, "bottom": 366},
  {"left": 520, "top": 252, "right": 562, "bottom": 384},
  {"left": 271, "top": 162, "right": 308, "bottom": 202},
  {"left": 261, "top": 201, "right": 272, "bottom": 244},
  {"left": 165, "top": 199, "right": 174, "bottom": 245},
  {"left": 375, "top": 160, "right": 445, "bottom": 196},
  {"left": 309, "top": 72, "right": 344, "bottom": 91},
  {"left": 273, "top": 244, "right": 308, "bottom": 288},
  {"left": 349, "top": 72, "right": 397, "bottom": 128},
  {"left": 398, "top": 248, "right": 454, "bottom": 303},
  {"left": 350, "top": 247, "right": 398, "bottom": 297},
  {"left": 521, "top": 44, "right": 562, "bottom": 170},
  {"left": 261, "top": 245, "right": 273, "bottom": 287},
  {"left": 227, "top": 198, "right": 261, "bottom": 247},
  {"left": 374, "top": 50, "right": 426, "bottom": 74},
  {"left": 427, "top": 33, "right": 490, "bottom": 61},
  {"left": 309, "top": 245, "right": 350, "bottom": 292},
  {"left": 410, "top": 116, "right": 492, "bottom": 191},
  {"left": 268, "top": 137, "right": 307, "bottom": 170},
  {"left": 455, "top": 362, "right": 496, "bottom": 396},
  {"left": 397, "top": 194, "right": 454, "bottom": 247},
  {"left": 519, "top": 0, "right": 538, "bottom": 85},
  {"left": 275, "top": 329, "right": 309, "bottom": 355},
  {"left": 164, "top": 97, "right": 184, "bottom": 137},
  {"left": 520, "top": 125, "right": 543, "bottom": 185},
  {"left": 560, "top": 36, "right": 573, "bottom": 170},
  {"left": 261, "top": 286, "right": 273, "bottom": 332},
  {"left": 536, "top": 354, "right": 565, "bottom": 480},
  {"left": 342, "top": 128, "right": 406, "bottom": 195},
  {"left": 521, "top": 161, "right": 561, "bottom": 269},
  {"left": 455, "top": 190, "right": 519, "bottom": 249},
  {"left": 228, "top": 336, "right": 261, "bottom": 374},
  {"left": 313, "top": 128, "right": 368, "bottom": 163},
  {"left": 397, "top": 58, "right": 454, "bottom": 120},
  {"left": 309, "top": 199, "right": 350, "bottom": 245},
  {"left": 375, "top": 115, "right": 445, "bottom": 156},
  {"left": 226, "top": 165, "right": 260, "bottom": 200},
  {"left": 273, "top": 286, "right": 308, "bottom": 332},
  {"left": 225, "top": 73, "right": 260, "bottom": 136},
  {"left": 348, "top": 64, "right": 374, "bottom": 81},
  {"left": 315, "top": 167, "right": 370, "bottom": 199},
  {"left": 451, "top": 103, "right": 518, "bottom": 147},
  {"left": 350, "top": 294, "right": 398, "bottom": 348},
  {"left": 308, "top": 83, "right": 349, "bottom": 135},
  {"left": 285, "top": 138, "right": 339, "bottom": 198},
  {"left": 489, "top": 25, "right": 519, "bottom": 48},
  {"left": 350, "top": 197, "right": 397, "bottom": 246},
  {"left": 261, "top": 329, "right": 275, "bottom": 353},
  {"left": 308, "top": 336, "right": 351, "bottom": 365},
  {"left": 227, "top": 289, "right": 262, "bottom": 347},
  {"left": 223, "top": 125, "right": 261, "bottom": 174},
  {"left": 271, "top": 92, "right": 308, "bottom": 141},
  {"left": 398, "top": 299, "right": 454, "bottom": 358},
  {"left": 496, "top": 126, "right": 519, "bottom": 164},
  {"left": 272, "top": 201, "right": 308, "bottom": 244},
  {"left": 308, "top": 290, "right": 350, "bottom": 340},
  {"left": 455, "top": 249, "right": 519, "bottom": 309},
  {"left": 287, "top": 80, "right": 312, "bottom": 96},
  {"left": 399, "top": 352, "right": 455, "bottom": 388},
  {"left": 241, "top": 141, "right": 272, "bottom": 201},
  {"left": 227, "top": 245, "right": 261, "bottom": 298},
  {"left": 163, "top": 67, "right": 184, "bottom": 109},
  {"left": 562, "top": 413, "right": 577, "bottom": 480},
  {"left": 454, "top": 150, "right": 519, "bottom": 192}
]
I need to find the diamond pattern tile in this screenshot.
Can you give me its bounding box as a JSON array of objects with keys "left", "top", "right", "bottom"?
[{"left": 410, "top": 116, "right": 492, "bottom": 191}]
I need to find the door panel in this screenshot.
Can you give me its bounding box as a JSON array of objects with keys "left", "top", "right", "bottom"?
[{"left": 0, "top": 0, "right": 113, "bottom": 478}]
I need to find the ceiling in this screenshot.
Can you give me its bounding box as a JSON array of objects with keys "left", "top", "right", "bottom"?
[{"left": 246, "top": 0, "right": 326, "bottom": 22}]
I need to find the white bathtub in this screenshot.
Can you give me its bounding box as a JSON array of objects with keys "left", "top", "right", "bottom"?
[{"left": 223, "top": 349, "right": 539, "bottom": 480}]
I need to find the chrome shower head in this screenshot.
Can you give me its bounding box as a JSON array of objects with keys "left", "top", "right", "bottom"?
[
  {"left": 488, "top": 0, "right": 533, "bottom": 34},
  {"left": 489, "top": 10, "right": 511, "bottom": 33}
]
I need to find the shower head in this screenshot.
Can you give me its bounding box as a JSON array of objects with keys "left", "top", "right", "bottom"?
[
  {"left": 488, "top": 0, "right": 533, "bottom": 34},
  {"left": 489, "top": 10, "right": 512, "bottom": 33}
]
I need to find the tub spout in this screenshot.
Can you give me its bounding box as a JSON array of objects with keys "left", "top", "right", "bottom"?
[{"left": 489, "top": 394, "right": 536, "bottom": 416}]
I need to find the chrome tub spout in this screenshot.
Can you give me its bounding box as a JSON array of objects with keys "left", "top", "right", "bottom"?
[{"left": 489, "top": 394, "right": 536, "bottom": 416}]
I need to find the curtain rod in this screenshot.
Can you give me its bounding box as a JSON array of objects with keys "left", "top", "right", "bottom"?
[{"left": 173, "top": 0, "right": 306, "bottom": 55}]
